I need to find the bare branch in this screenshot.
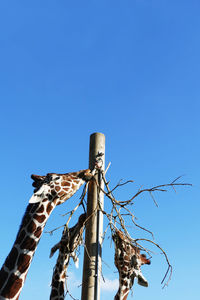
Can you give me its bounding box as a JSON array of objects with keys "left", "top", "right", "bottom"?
[
  {"left": 47, "top": 163, "right": 191, "bottom": 295},
  {"left": 105, "top": 162, "right": 111, "bottom": 174},
  {"left": 134, "top": 238, "right": 172, "bottom": 288},
  {"left": 110, "top": 180, "right": 134, "bottom": 193},
  {"left": 45, "top": 224, "right": 65, "bottom": 235}
]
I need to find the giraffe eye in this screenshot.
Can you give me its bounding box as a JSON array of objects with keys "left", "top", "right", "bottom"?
[
  {"left": 54, "top": 176, "right": 60, "bottom": 181},
  {"left": 46, "top": 174, "right": 53, "bottom": 182}
]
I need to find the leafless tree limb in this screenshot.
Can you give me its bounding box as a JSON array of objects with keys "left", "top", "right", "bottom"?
[
  {"left": 92, "top": 168, "right": 191, "bottom": 288},
  {"left": 47, "top": 163, "right": 191, "bottom": 292},
  {"left": 134, "top": 238, "right": 172, "bottom": 288}
]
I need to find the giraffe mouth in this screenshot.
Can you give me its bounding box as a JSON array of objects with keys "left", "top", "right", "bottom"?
[{"left": 77, "top": 169, "right": 94, "bottom": 181}]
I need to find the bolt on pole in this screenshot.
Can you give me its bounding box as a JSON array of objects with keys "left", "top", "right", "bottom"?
[{"left": 81, "top": 132, "right": 105, "bottom": 300}]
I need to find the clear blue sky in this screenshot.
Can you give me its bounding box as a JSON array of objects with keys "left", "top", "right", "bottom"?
[{"left": 0, "top": 1, "right": 199, "bottom": 299}]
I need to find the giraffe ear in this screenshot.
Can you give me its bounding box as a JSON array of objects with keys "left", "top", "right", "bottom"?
[
  {"left": 137, "top": 274, "right": 148, "bottom": 287},
  {"left": 29, "top": 184, "right": 49, "bottom": 204}
]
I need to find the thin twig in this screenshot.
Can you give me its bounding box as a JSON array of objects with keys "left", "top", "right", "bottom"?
[
  {"left": 134, "top": 238, "right": 172, "bottom": 288},
  {"left": 45, "top": 224, "right": 65, "bottom": 235}
]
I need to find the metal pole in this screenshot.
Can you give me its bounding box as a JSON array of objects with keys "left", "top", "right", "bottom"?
[{"left": 81, "top": 133, "right": 105, "bottom": 300}]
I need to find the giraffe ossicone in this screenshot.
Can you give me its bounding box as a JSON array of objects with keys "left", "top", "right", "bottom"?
[{"left": 0, "top": 169, "right": 92, "bottom": 300}]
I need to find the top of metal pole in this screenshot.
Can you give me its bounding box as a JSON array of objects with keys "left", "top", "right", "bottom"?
[{"left": 89, "top": 133, "right": 105, "bottom": 169}]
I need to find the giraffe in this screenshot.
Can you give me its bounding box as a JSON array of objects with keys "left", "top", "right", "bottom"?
[
  {"left": 0, "top": 169, "right": 93, "bottom": 300},
  {"left": 113, "top": 230, "right": 151, "bottom": 300},
  {"left": 49, "top": 213, "right": 86, "bottom": 300}
]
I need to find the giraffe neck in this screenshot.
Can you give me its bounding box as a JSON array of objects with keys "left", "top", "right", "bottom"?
[
  {"left": 0, "top": 199, "right": 57, "bottom": 300},
  {"left": 50, "top": 251, "right": 69, "bottom": 300},
  {"left": 49, "top": 214, "right": 86, "bottom": 300},
  {"left": 0, "top": 169, "right": 92, "bottom": 300},
  {"left": 114, "top": 273, "right": 132, "bottom": 300},
  {"left": 114, "top": 290, "right": 129, "bottom": 300},
  {"left": 114, "top": 241, "right": 133, "bottom": 300}
]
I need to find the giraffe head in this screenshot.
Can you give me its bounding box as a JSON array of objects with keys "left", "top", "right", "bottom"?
[
  {"left": 113, "top": 229, "right": 151, "bottom": 299},
  {"left": 29, "top": 169, "right": 93, "bottom": 205}
]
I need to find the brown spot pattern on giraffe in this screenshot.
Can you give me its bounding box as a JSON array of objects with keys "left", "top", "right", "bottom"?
[
  {"left": 74, "top": 179, "right": 81, "bottom": 184},
  {"left": 53, "top": 281, "right": 59, "bottom": 288},
  {"left": 34, "top": 226, "right": 42, "bottom": 238},
  {"left": 58, "top": 265, "right": 63, "bottom": 273},
  {"left": 17, "top": 254, "right": 31, "bottom": 273},
  {"left": 61, "top": 181, "right": 71, "bottom": 186},
  {"left": 0, "top": 269, "right": 9, "bottom": 289},
  {"left": 47, "top": 203, "right": 53, "bottom": 214},
  {"left": 51, "top": 190, "right": 57, "bottom": 196},
  {"left": 21, "top": 237, "right": 36, "bottom": 251},
  {"left": 4, "top": 247, "right": 18, "bottom": 271},
  {"left": 55, "top": 274, "right": 60, "bottom": 281},
  {"left": 27, "top": 220, "right": 36, "bottom": 233},
  {"left": 58, "top": 191, "right": 65, "bottom": 197},
  {"left": 59, "top": 284, "right": 64, "bottom": 295},
  {"left": 56, "top": 200, "right": 63, "bottom": 206},
  {"left": 51, "top": 288, "right": 58, "bottom": 297},
  {"left": 34, "top": 214, "right": 46, "bottom": 223},
  {"left": 48, "top": 194, "right": 53, "bottom": 200},
  {"left": 1, "top": 274, "right": 23, "bottom": 298},
  {"left": 37, "top": 205, "right": 44, "bottom": 214},
  {"left": 21, "top": 214, "right": 31, "bottom": 228},
  {"left": 15, "top": 229, "right": 26, "bottom": 245}
]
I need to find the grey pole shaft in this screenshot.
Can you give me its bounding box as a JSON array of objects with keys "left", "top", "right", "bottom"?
[{"left": 81, "top": 133, "right": 105, "bottom": 300}]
